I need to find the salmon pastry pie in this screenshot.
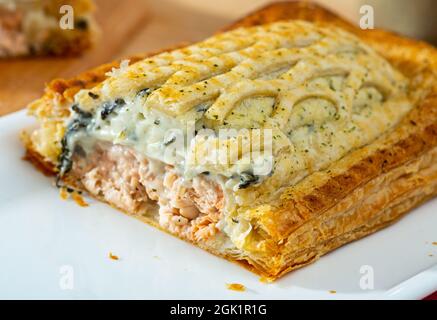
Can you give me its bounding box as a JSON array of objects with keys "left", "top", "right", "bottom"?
[
  {"left": 0, "top": 0, "right": 97, "bottom": 57},
  {"left": 22, "top": 3, "right": 437, "bottom": 280}
]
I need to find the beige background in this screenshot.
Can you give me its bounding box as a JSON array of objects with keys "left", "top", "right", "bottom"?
[{"left": 0, "top": 0, "right": 435, "bottom": 116}]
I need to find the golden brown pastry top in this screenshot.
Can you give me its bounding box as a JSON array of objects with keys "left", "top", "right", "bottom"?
[{"left": 59, "top": 21, "right": 412, "bottom": 199}]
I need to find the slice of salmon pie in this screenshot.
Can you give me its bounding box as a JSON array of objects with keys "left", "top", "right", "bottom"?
[
  {"left": 22, "top": 7, "right": 437, "bottom": 280},
  {"left": 0, "top": 0, "right": 97, "bottom": 57}
]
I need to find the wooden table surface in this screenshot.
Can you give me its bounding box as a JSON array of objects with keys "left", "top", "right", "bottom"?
[{"left": 0, "top": 0, "right": 234, "bottom": 116}]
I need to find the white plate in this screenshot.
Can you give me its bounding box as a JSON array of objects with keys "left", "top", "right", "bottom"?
[{"left": 0, "top": 110, "right": 436, "bottom": 300}]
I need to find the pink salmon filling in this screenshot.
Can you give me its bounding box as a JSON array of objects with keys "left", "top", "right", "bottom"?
[
  {"left": 71, "top": 142, "right": 225, "bottom": 242},
  {"left": 0, "top": 7, "right": 28, "bottom": 56}
]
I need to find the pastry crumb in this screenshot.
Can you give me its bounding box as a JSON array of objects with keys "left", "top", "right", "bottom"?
[
  {"left": 226, "top": 283, "right": 246, "bottom": 292},
  {"left": 329, "top": 290, "right": 337, "bottom": 294},
  {"left": 429, "top": 254, "right": 434, "bottom": 257},
  {"left": 72, "top": 192, "right": 89, "bottom": 207},
  {"left": 109, "top": 252, "right": 119, "bottom": 260},
  {"left": 259, "top": 276, "right": 270, "bottom": 283},
  {"left": 59, "top": 187, "right": 69, "bottom": 200},
  {"left": 59, "top": 187, "right": 89, "bottom": 207}
]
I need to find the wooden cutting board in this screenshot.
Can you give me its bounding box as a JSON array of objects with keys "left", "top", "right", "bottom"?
[{"left": 0, "top": 0, "right": 231, "bottom": 116}]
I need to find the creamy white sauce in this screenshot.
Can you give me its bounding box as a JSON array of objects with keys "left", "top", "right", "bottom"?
[{"left": 66, "top": 92, "right": 272, "bottom": 203}]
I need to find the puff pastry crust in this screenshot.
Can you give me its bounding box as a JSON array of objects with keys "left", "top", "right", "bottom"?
[{"left": 22, "top": 2, "right": 437, "bottom": 280}]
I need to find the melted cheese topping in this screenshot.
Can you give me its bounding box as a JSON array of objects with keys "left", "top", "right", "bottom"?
[{"left": 68, "top": 20, "right": 411, "bottom": 200}]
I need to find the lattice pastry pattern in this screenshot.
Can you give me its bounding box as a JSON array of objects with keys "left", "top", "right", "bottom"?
[{"left": 75, "top": 21, "right": 413, "bottom": 189}]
